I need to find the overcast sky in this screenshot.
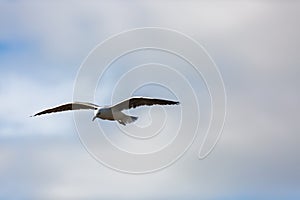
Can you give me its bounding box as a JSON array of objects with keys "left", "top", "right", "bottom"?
[{"left": 0, "top": 1, "right": 299, "bottom": 199}]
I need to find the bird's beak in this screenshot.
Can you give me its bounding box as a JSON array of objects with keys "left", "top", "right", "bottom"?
[{"left": 92, "top": 116, "right": 97, "bottom": 121}]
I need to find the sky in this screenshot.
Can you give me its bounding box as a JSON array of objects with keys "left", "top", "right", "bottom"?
[{"left": 0, "top": 0, "right": 300, "bottom": 199}]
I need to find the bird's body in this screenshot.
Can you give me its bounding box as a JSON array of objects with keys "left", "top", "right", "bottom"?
[
  {"left": 32, "top": 97, "right": 179, "bottom": 126},
  {"left": 95, "top": 107, "right": 115, "bottom": 120}
]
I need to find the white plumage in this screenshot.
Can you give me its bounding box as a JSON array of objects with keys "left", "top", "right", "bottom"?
[{"left": 32, "top": 97, "right": 180, "bottom": 126}]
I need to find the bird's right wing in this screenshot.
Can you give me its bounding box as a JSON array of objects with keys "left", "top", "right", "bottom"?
[
  {"left": 31, "top": 102, "right": 99, "bottom": 117},
  {"left": 111, "top": 96, "right": 180, "bottom": 111}
]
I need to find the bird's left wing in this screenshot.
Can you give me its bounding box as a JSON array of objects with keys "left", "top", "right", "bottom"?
[
  {"left": 111, "top": 97, "right": 180, "bottom": 111},
  {"left": 31, "top": 102, "right": 99, "bottom": 117}
]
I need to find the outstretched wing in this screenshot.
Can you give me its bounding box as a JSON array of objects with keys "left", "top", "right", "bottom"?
[
  {"left": 32, "top": 102, "right": 99, "bottom": 117},
  {"left": 111, "top": 97, "right": 180, "bottom": 111}
]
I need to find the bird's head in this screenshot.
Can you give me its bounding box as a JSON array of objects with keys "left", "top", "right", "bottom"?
[{"left": 92, "top": 109, "right": 101, "bottom": 121}]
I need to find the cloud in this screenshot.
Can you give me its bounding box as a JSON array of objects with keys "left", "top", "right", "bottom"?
[
  {"left": 0, "top": 73, "right": 74, "bottom": 137},
  {"left": 0, "top": 0, "right": 299, "bottom": 199}
]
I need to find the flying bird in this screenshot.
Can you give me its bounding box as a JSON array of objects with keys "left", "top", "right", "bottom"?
[{"left": 32, "top": 97, "right": 180, "bottom": 125}]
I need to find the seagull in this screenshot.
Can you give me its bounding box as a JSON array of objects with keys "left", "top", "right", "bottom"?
[{"left": 32, "top": 97, "right": 180, "bottom": 126}]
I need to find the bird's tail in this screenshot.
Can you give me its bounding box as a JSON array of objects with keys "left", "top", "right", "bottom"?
[
  {"left": 118, "top": 115, "right": 138, "bottom": 126},
  {"left": 131, "top": 116, "right": 138, "bottom": 122}
]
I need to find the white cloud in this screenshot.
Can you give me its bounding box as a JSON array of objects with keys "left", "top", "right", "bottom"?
[
  {"left": 0, "top": 74, "right": 74, "bottom": 137},
  {"left": 0, "top": 0, "right": 299, "bottom": 199}
]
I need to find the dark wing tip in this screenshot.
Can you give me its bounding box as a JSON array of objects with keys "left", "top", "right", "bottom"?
[
  {"left": 170, "top": 101, "right": 180, "bottom": 106},
  {"left": 30, "top": 113, "right": 41, "bottom": 117},
  {"left": 30, "top": 111, "right": 47, "bottom": 117},
  {"left": 163, "top": 99, "right": 180, "bottom": 105}
]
